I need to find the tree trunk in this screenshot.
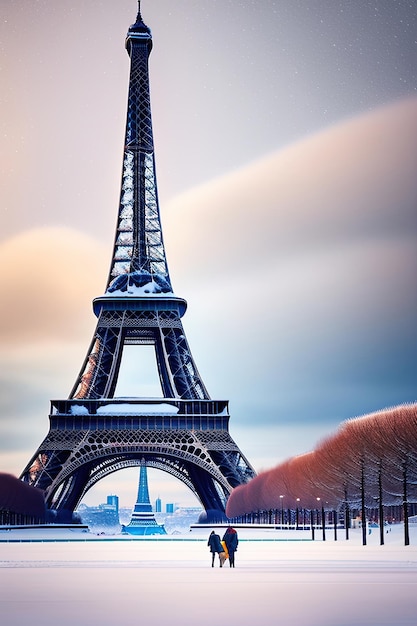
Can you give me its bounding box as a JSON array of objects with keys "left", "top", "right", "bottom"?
[
  {"left": 378, "top": 463, "right": 384, "bottom": 546},
  {"left": 344, "top": 488, "right": 350, "bottom": 540},
  {"left": 361, "top": 460, "right": 367, "bottom": 546},
  {"left": 403, "top": 462, "right": 410, "bottom": 546}
]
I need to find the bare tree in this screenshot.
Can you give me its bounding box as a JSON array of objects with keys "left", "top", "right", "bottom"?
[{"left": 225, "top": 403, "right": 417, "bottom": 546}]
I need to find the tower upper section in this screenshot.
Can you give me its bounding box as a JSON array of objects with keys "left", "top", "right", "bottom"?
[
  {"left": 126, "top": 1, "right": 153, "bottom": 53},
  {"left": 102, "top": 3, "right": 174, "bottom": 302}
]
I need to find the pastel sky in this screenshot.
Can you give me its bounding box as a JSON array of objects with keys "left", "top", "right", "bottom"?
[{"left": 1, "top": 1, "right": 416, "bottom": 509}]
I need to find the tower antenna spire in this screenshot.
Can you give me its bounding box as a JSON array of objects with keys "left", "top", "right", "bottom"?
[{"left": 137, "top": 0, "right": 142, "bottom": 20}]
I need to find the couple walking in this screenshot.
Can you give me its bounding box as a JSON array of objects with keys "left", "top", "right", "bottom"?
[{"left": 207, "top": 526, "right": 239, "bottom": 568}]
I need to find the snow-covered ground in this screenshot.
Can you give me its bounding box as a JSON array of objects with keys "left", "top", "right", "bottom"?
[{"left": 0, "top": 523, "right": 416, "bottom": 626}]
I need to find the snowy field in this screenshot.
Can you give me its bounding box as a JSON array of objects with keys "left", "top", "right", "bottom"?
[{"left": 0, "top": 524, "right": 416, "bottom": 626}]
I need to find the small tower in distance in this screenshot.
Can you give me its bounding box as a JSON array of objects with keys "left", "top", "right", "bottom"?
[{"left": 122, "top": 459, "right": 166, "bottom": 535}]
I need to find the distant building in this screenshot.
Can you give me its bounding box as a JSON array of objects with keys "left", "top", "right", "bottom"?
[
  {"left": 166, "top": 503, "right": 175, "bottom": 514},
  {"left": 107, "top": 495, "right": 119, "bottom": 514},
  {"left": 155, "top": 497, "right": 161, "bottom": 513},
  {"left": 77, "top": 501, "right": 120, "bottom": 529}
]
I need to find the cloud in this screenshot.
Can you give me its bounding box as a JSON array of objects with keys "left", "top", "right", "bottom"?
[
  {"left": 0, "top": 227, "right": 107, "bottom": 343},
  {"left": 164, "top": 97, "right": 417, "bottom": 280},
  {"left": 163, "top": 97, "right": 417, "bottom": 427},
  {"left": 0, "top": 227, "right": 107, "bottom": 463}
]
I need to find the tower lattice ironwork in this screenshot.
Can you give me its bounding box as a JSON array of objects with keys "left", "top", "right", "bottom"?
[{"left": 21, "top": 2, "right": 255, "bottom": 520}]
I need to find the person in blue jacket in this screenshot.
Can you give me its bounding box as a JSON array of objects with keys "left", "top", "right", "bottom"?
[
  {"left": 207, "top": 530, "right": 224, "bottom": 567},
  {"left": 222, "top": 526, "right": 238, "bottom": 567}
]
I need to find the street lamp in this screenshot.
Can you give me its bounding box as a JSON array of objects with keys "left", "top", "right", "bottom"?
[
  {"left": 280, "top": 495, "right": 284, "bottom": 529},
  {"left": 311, "top": 507, "right": 315, "bottom": 540},
  {"left": 317, "top": 497, "right": 326, "bottom": 541},
  {"left": 296, "top": 498, "right": 300, "bottom": 530}
]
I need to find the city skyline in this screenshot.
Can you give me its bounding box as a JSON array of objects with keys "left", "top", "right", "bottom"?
[{"left": 1, "top": 1, "right": 416, "bottom": 508}]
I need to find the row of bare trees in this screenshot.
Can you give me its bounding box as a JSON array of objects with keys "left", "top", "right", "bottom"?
[{"left": 226, "top": 404, "right": 417, "bottom": 545}]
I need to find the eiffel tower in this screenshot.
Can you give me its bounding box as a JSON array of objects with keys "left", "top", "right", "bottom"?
[
  {"left": 21, "top": 2, "right": 255, "bottom": 522},
  {"left": 122, "top": 459, "right": 166, "bottom": 535}
]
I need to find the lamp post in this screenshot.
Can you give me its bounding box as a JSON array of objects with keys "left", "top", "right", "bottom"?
[
  {"left": 296, "top": 498, "right": 300, "bottom": 530},
  {"left": 333, "top": 508, "right": 338, "bottom": 541},
  {"left": 319, "top": 498, "right": 326, "bottom": 541},
  {"left": 311, "top": 508, "right": 315, "bottom": 540},
  {"left": 280, "top": 495, "right": 284, "bottom": 529},
  {"left": 316, "top": 498, "right": 325, "bottom": 541}
]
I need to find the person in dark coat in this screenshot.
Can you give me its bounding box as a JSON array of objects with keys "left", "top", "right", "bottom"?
[
  {"left": 222, "top": 526, "right": 238, "bottom": 567},
  {"left": 207, "top": 530, "right": 224, "bottom": 567}
]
